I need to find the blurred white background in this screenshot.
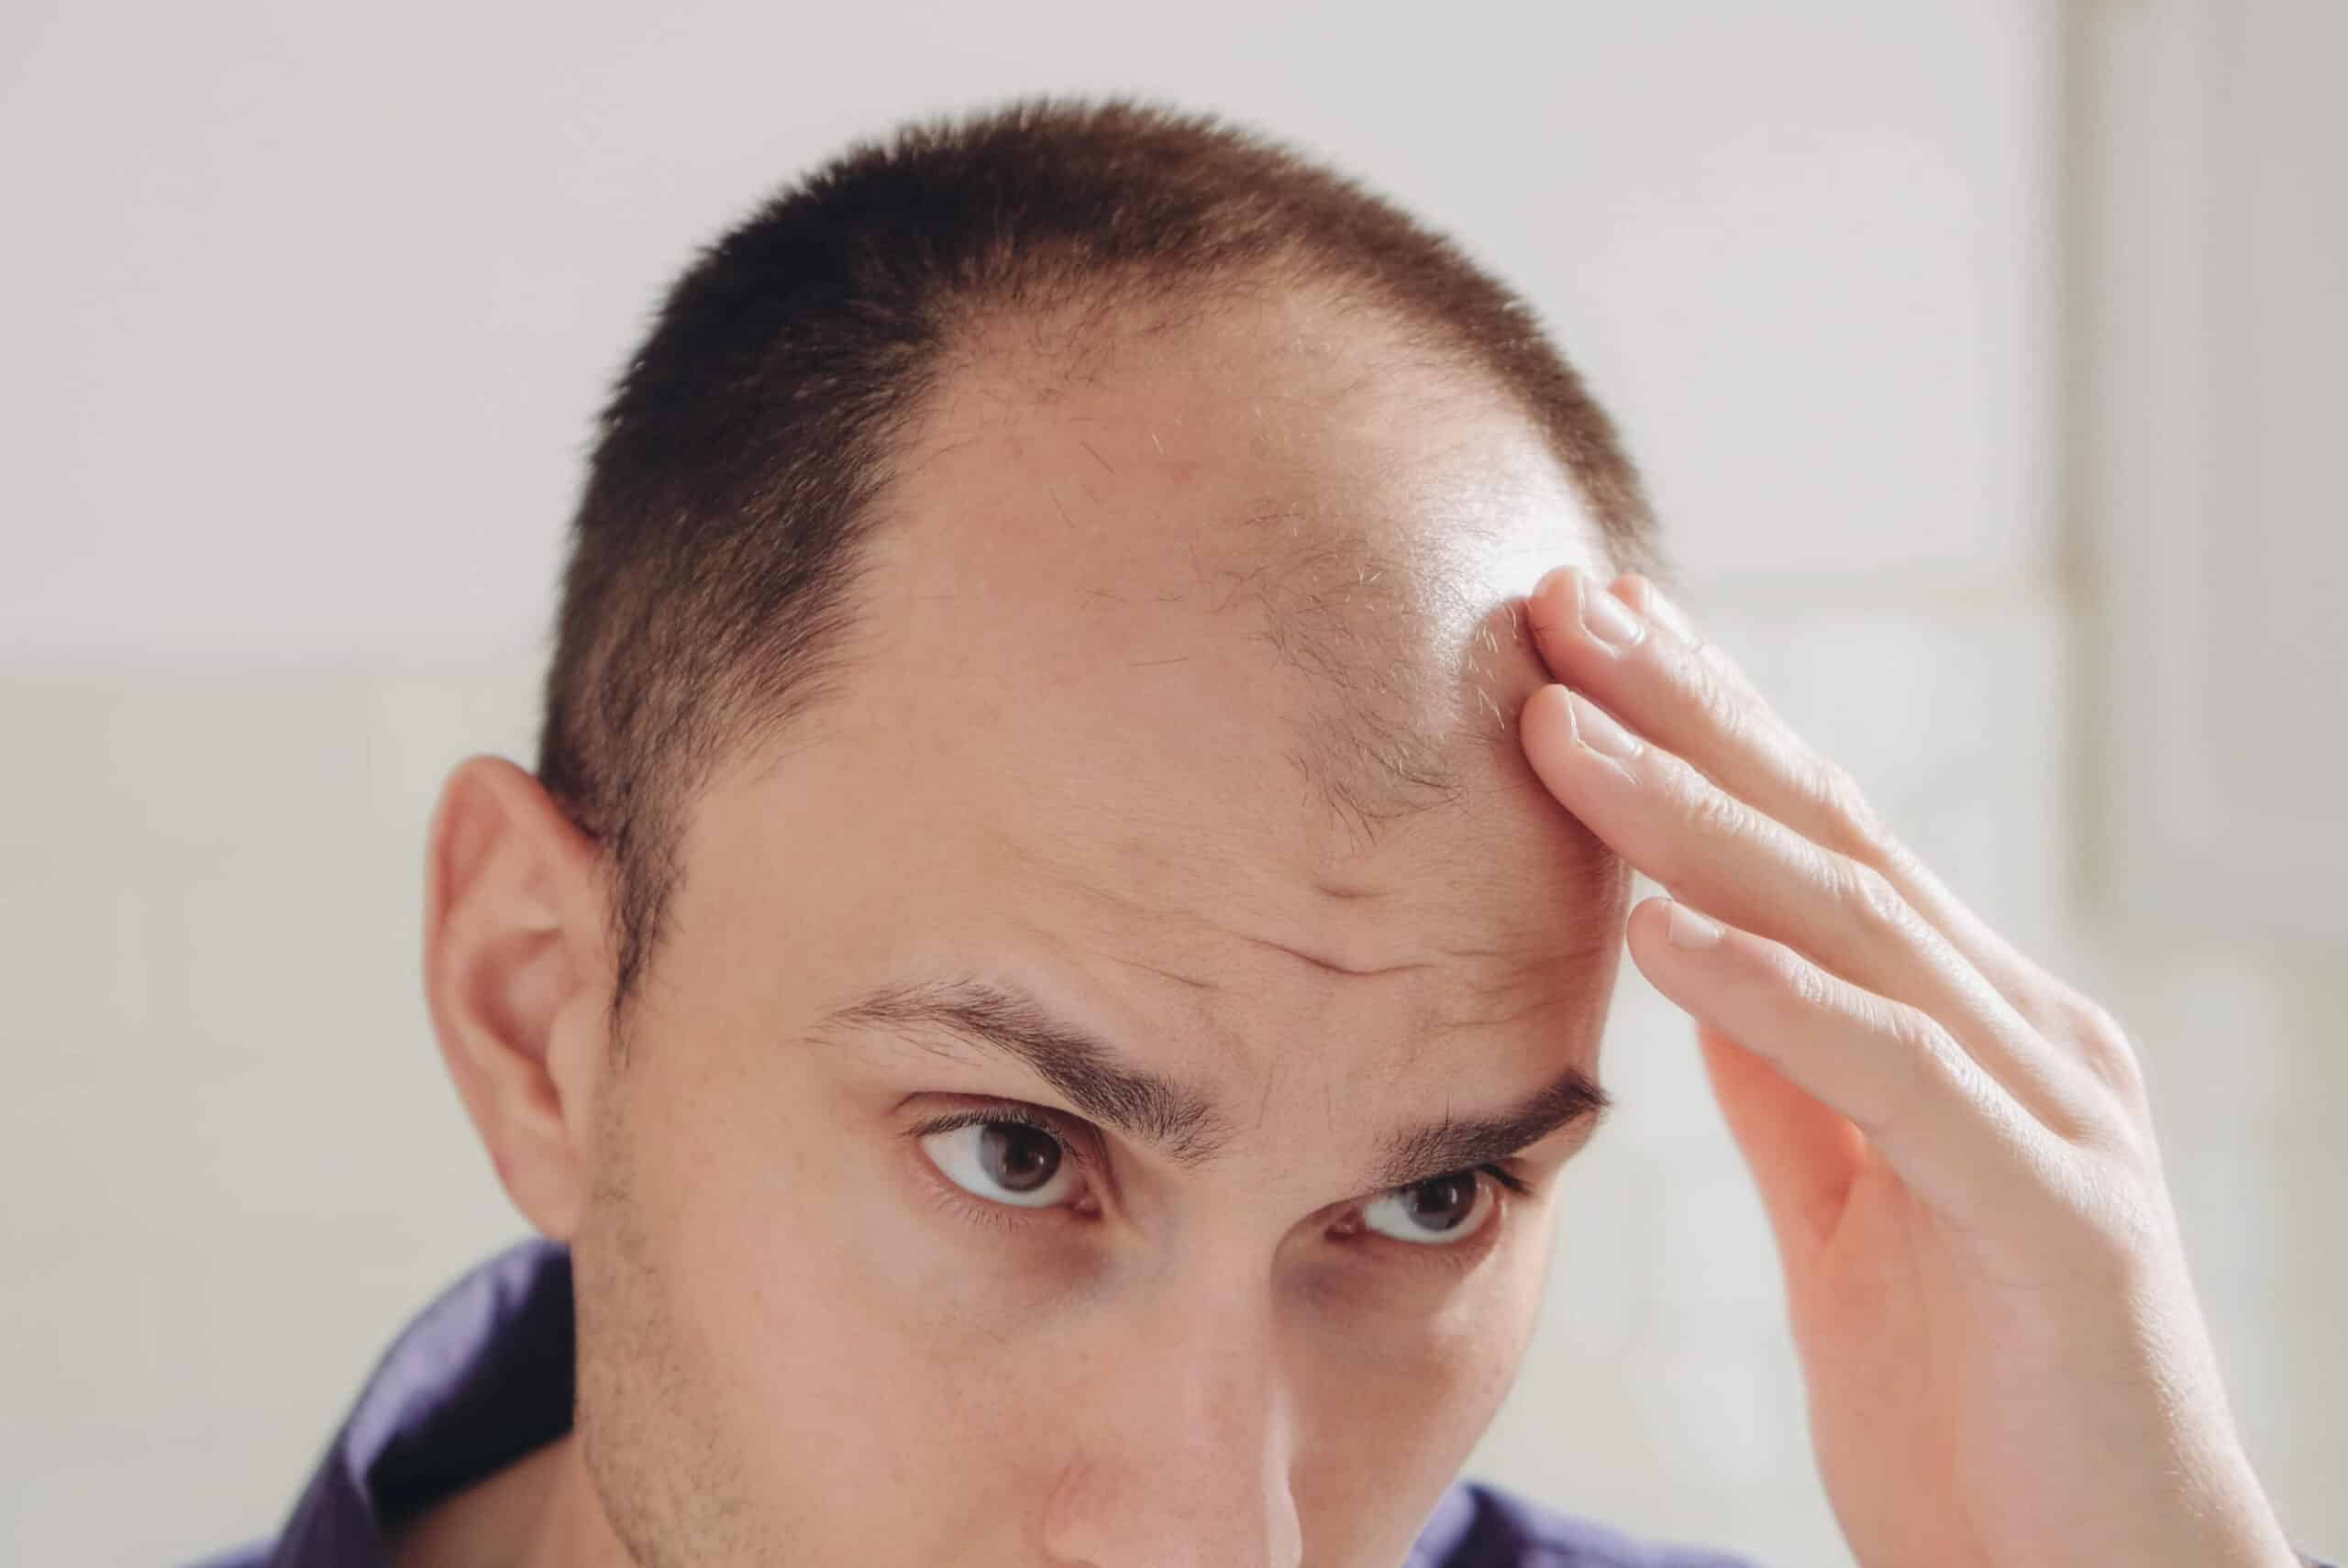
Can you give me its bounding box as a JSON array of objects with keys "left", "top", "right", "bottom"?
[{"left": 4, "top": 2, "right": 2341, "bottom": 1564}]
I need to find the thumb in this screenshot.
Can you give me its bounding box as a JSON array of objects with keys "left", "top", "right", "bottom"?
[{"left": 1698, "top": 1020, "right": 1866, "bottom": 1276}]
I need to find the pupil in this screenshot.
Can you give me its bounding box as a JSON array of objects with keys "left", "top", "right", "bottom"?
[
  {"left": 1410, "top": 1174, "right": 1475, "bottom": 1230},
  {"left": 979, "top": 1122, "right": 1060, "bottom": 1192}
]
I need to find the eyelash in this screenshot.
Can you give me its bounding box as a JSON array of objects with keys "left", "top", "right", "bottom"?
[
  {"left": 907, "top": 1104, "right": 1100, "bottom": 1234},
  {"left": 905, "top": 1101, "right": 1534, "bottom": 1242}
]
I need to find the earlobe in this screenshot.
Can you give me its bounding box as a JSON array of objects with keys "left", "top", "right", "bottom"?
[{"left": 421, "top": 754, "right": 612, "bottom": 1241}]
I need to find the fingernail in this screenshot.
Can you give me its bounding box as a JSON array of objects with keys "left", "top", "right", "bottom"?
[
  {"left": 1665, "top": 901, "right": 1725, "bottom": 949},
  {"left": 1577, "top": 571, "right": 1646, "bottom": 650},
  {"left": 1567, "top": 689, "right": 1641, "bottom": 761}
]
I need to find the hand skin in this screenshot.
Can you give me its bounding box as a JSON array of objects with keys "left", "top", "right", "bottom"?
[{"left": 1518, "top": 565, "right": 2303, "bottom": 1568}]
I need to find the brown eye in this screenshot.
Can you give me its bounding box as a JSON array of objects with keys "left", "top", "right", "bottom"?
[
  {"left": 921, "top": 1119, "right": 1081, "bottom": 1209},
  {"left": 1360, "top": 1171, "right": 1499, "bottom": 1245},
  {"left": 980, "top": 1121, "right": 1061, "bottom": 1192}
]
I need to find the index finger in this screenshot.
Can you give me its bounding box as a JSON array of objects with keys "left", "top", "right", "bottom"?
[
  {"left": 1525, "top": 565, "right": 2092, "bottom": 1057},
  {"left": 1523, "top": 566, "right": 1880, "bottom": 860}
]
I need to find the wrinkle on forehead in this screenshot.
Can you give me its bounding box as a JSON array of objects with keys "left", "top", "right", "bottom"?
[
  {"left": 987, "top": 781, "right": 1623, "bottom": 1066},
  {"left": 962, "top": 635, "right": 1624, "bottom": 1120},
  {"left": 803, "top": 286, "right": 1631, "bottom": 1093},
  {"left": 969, "top": 548, "right": 1622, "bottom": 967}
]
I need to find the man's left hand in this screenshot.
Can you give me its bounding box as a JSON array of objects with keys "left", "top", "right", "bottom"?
[{"left": 1517, "top": 564, "right": 2301, "bottom": 1568}]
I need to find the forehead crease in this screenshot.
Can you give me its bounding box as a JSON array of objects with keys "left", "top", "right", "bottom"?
[{"left": 985, "top": 762, "right": 1614, "bottom": 984}]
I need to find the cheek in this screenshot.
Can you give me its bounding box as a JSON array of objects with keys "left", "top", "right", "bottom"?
[
  {"left": 1290, "top": 1223, "right": 1554, "bottom": 1501},
  {"left": 639, "top": 1063, "right": 1092, "bottom": 1524}
]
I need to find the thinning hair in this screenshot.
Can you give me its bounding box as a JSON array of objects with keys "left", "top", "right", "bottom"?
[{"left": 536, "top": 94, "right": 1667, "bottom": 1037}]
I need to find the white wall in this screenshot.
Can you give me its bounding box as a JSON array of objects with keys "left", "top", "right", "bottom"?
[{"left": 4, "top": 4, "right": 2340, "bottom": 1565}]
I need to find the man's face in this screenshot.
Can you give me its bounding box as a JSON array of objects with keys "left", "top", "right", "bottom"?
[{"left": 568, "top": 294, "right": 1630, "bottom": 1567}]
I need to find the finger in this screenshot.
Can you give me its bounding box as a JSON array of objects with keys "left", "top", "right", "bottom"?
[
  {"left": 1609, "top": 573, "right": 1778, "bottom": 718},
  {"left": 1527, "top": 566, "right": 1855, "bottom": 855},
  {"left": 1625, "top": 573, "right": 2132, "bottom": 1082},
  {"left": 1626, "top": 895, "right": 2054, "bottom": 1232},
  {"left": 1545, "top": 567, "right": 2119, "bottom": 1073},
  {"left": 1519, "top": 680, "right": 2107, "bottom": 1137}
]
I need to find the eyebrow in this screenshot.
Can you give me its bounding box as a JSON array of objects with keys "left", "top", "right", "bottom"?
[{"left": 810, "top": 976, "right": 1609, "bottom": 1190}]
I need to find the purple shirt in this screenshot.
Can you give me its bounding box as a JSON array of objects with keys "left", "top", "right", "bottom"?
[
  {"left": 175, "top": 1237, "right": 1739, "bottom": 1566},
  {"left": 186, "top": 1239, "right": 2341, "bottom": 1567}
]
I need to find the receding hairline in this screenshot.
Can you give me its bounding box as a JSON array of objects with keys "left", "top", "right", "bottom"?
[
  {"left": 541, "top": 94, "right": 1665, "bottom": 1041},
  {"left": 921, "top": 277, "right": 1614, "bottom": 818},
  {"left": 726, "top": 294, "right": 1600, "bottom": 875}
]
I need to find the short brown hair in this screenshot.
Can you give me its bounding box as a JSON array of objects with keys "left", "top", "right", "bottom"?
[{"left": 536, "top": 95, "right": 1665, "bottom": 1037}]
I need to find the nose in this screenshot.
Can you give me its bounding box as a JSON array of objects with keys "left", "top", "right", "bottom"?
[{"left": 1042, "top": 1277, "right": 1304, "bottom": 1568}]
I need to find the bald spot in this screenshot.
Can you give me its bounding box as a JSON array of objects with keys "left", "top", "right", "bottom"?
[{"left": 709, "top": 280, "right": 1632, "bottom": 1056}]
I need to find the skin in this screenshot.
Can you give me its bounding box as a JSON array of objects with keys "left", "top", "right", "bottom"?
[
  {"left": 413, "top": 290, "right": 2302, "bottom": 1567},
  {"left": 1514, "top": 580, "right": 2301, "bottom": 1568},
  {"left": 418, "top": 293, "right": 1627, "bottom": 1568}
]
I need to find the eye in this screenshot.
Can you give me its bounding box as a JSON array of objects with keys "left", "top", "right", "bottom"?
[
  {"left": 1359, "top": 1170, "right": 1501, "bottom": 1245},
  {"left": 918, "top": 1114, "right": 1086, "bottom": 1209}
]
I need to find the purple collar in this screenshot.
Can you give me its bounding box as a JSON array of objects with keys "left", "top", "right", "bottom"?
[
  {"left": 195, "top": 1238, "right": 1746, "bottom": 1568},
  {"left": 258, "top": 1240, "right": 574, "bottom": 1568}
]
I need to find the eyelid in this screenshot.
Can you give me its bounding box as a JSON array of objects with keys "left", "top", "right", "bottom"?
[
  {"left": 912, "top": 1098, "right": 1093, "bottom": 1146},
  {"left": 911, "top": 1101, "right": 1540, "bottom": 1198},
  {"left": 904, "top": 1100, "right": 1536, "bottom": 1244},
  {"left": 908, "top": 1100, "right": 1109, "bottom": 1193},
  {"left": 1476, "top": 1161, "right": 1533, "bottom": 1197}
]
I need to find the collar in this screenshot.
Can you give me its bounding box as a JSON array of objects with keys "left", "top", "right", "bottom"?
[
  {"left": 266, "top": 1238, "right": 574, "bottom": 1567},
  {"left": 252, "top": 1238, "right": 1487, "bottom": 1568}
]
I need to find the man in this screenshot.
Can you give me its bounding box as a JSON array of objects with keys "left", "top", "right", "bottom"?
[{"left": 200, "top": 98, "right": 2326, "bottom": 1567}]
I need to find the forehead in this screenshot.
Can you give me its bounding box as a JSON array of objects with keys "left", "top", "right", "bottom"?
[
  {"left": 889, "top": 295, "right": 1606, "bottom": 812},
  {"left": 701, "top": 292, "right": 1624, "bottom": 1099}
]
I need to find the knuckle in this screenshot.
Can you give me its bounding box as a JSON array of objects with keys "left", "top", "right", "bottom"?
[
  {"left": 2062, "top": 993, "right": 2152, "bottom": 1108},
  {"left": 2064, "top": 992, "right": 2132, "bottom": 1056},
  {"left": 1883, "top": 1002, "right": 1960, "bottom": 1084},
  {"left": 1682, "top": 647, "right": 1748, "bottom": 734},
  {"left": 1685, "top": 775, "right": 1752, "bottom": 840},
  {"left": 1833, "top": 854, "right": 1912, "bottom": 933},
  {"left": 1857, "top": 998, "right": 1973, "bottom": 1121},
  {"left": 1776, "top": 948, "right": 1841, "bottom": 1015},
  {"left": 1741, "top": 932, "right": 1834, "bottom": 1018},
  {"left": 2051, "top": 1161, "right": 2166, "bottom": 1275},
  {"left": 1811, "top": 755, "right": 1894, "bottom": 859}
]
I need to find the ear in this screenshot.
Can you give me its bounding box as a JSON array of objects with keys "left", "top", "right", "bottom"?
[{"left": 422, "top": 754, "right": 615, "bottom": 1241}]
